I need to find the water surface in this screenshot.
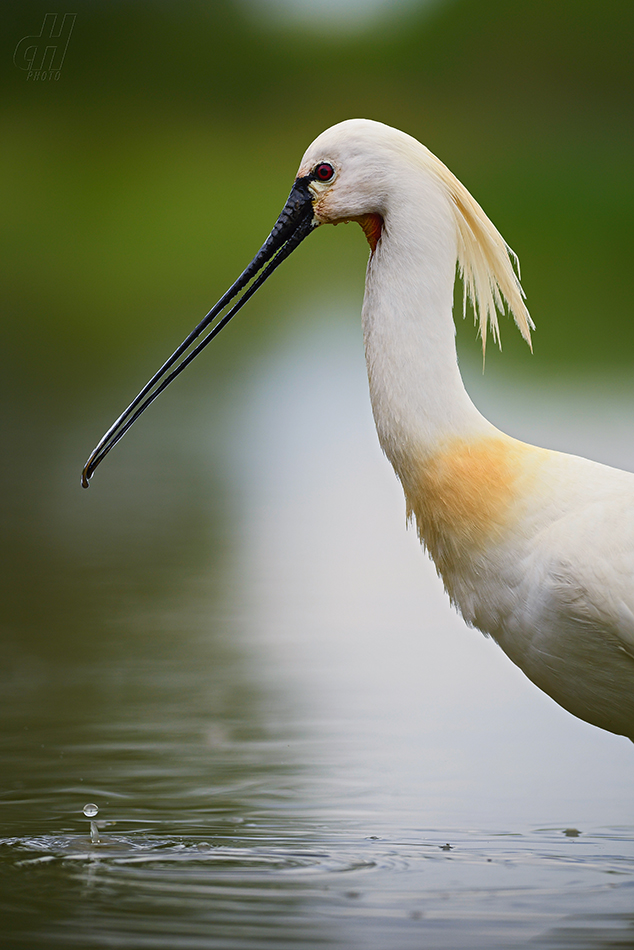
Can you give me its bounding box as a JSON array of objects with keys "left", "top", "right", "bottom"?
[{"left": 2, "top": 317, "right": 634, "bottom": 948}]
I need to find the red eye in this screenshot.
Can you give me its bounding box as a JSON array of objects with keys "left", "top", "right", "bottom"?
[{"left": 314, "top": 162, "right": 335, "bottom": 182}]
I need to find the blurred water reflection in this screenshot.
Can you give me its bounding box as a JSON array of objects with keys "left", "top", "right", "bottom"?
[{"left": 1, "top": 312, "right": 634, "bottom": 948}]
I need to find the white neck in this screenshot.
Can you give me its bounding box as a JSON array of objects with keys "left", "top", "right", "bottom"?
[{"left": 361, "top": 171, "right": 494, "bottom": 475}]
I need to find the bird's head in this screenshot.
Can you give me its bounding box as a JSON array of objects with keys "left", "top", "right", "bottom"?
[
  {"left": 298, "top": 120, "right": 390, "bottom": 232},
  {"left": 296, "top": 119, "right": 400, "bottom": 253}
]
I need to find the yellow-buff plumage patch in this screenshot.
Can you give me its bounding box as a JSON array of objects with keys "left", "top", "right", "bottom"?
[{"left": 402, "top": 437, "right": 546, "bottom": 577}]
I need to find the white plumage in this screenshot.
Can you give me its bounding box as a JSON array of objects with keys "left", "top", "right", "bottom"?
[{"left": 299, "top": 119, "right": 634, "bottom": 741}]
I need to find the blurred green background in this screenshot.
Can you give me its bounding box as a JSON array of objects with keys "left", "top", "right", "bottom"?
[
  {"left": 0, "top": 0, "right": 632, "bottom": 729},
  {"left": 2, "top": 0, "right": 633, "bottom": 388}
]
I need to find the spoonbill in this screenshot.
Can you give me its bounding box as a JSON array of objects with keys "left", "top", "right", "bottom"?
[{"left": 83, "top": 119, "right": 634, "bottom": 742}]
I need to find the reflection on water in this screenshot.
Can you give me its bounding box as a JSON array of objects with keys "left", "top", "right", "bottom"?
[{"left": 1, "top": 314, "right": 634, "bottom": 948}]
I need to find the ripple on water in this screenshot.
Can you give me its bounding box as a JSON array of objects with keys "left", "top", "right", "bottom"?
[
  {"left": 5, "top": 824, "right": 634, "bottom": 878},
  {"left": 3, "top": 827, "right": 634, "bottom": 950},
  {"left": 5, "top": 833, "right": 384, "bottom": 875}
]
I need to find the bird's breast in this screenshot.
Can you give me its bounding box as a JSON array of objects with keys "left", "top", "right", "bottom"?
[{"left": 401, "top": 436, "right": 549, "bottom": 585}]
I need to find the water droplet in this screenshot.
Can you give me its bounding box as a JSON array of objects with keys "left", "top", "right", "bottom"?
[{"left": 83, "top": 803, "right": 98, "bottom": 818}]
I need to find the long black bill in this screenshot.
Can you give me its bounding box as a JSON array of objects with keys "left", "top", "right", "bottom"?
[{"left": 81, "top": 175, "right": 317, "bottom": 488}]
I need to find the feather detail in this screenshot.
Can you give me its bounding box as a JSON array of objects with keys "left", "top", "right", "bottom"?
[{"left": 414, "top": 148, "right": 534, "bottom": 355}]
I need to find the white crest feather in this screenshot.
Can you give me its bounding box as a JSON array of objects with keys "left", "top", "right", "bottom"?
[{"left": 421, "top": 149, "right": 534, "bottom": 355}]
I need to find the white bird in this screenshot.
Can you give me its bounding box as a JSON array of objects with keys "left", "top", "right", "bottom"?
[{"left": 83, "top": 119, "right": 634, "bottom": 742}]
